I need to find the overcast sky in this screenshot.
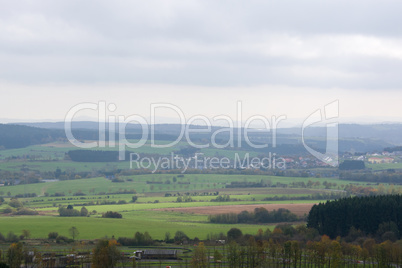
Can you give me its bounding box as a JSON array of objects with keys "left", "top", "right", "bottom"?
[{"left": 1, "top": 0, "right": 402, "bottom": 125}]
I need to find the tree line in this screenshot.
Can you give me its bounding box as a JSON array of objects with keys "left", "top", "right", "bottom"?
[
  {"left": 58, "top": 205, "right": 89, "bottom": 217},
  {"left": 307, "top": 194, "right": 402, "bottom": 239},
  {"left": 1, "top": 224, "right": 402, "bottom": 268},
  {"left": 67, "top": 150, "right": 135, "bottom": 162},
  {"left": 340, "top": 171, "right": 402, "bottom": 183},
  {"left": 208, "top": 207, "right": 299, "bottom": 224},
  {"left": 339, "top": 160, "right": 366, "bottom": 170}
]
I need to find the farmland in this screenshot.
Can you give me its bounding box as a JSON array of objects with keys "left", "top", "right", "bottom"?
[
  {"left": 3, "top": 4, "right": 402, "bottom": 265},
  {"left": 0, "top": 171, "right": 398, "bottom": 241},
  {"left": 0, "top": 141, "right": 259, "bottom": 172},
  {"left": 0, "top": 172, "right": 333, "bottom": 240},
  {"left": 0, "top": 210, "right": 276, "bottom": 240},
  {"left": 1, "top": 172, "right": 373, "bottom": 198},
  {"left": 0, "top": 140, "right": 401, "bottom": 248}
]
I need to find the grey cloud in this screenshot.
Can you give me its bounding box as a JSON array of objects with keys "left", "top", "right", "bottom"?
[{"left": 0, "top": 0, "right": 402, "bottom": 89}]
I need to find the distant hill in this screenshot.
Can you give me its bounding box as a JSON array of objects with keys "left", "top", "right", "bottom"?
[
  {"left": 18, "top": 122, "right": 402, "bottom": 143},
  {"left": 0, "top": 124, "right": 108, "bottom": 149},
  {"left": 279, "top": 123, "right": 402, "bottom": 145},
  {"left": 0, "top": 124, "right": 64, "bottom": 149},
  {"left": 4, "top": 121, "right": 401, "bottom": 153}
]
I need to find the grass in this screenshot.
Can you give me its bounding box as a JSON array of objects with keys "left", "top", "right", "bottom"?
[
  {"left": 366, "top": 162, "right": 402, "bottom": 170},
  {"left": 0, "top": 141, "right": 260, "bottom": 173},
  {"left": 27, "top": 198, "right": 320, "bottom": 213},
  {"left": 0, "top": 141, "right": 397, "bottom": 242},
  {"left": 0, "top": 184, "right": 322, "bottom": 241},
  {"left": 0, "top": 211, "right": 274, "bottom": 240},
  {"left": 0, "top": 173, "right": 329, "bottom": 241},
  {"left": 0, "top": 174, "right": 368, "bottom": 197}
]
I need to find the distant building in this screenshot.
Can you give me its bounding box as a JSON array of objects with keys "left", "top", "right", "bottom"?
[
  {"left": 368, "top": 157, "right": 394, "bottom": 164},
  {"left": 134, "top": 249, "right": 178, "bottom": 260}
]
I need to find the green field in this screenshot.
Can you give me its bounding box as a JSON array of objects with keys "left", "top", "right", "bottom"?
[
  {"left": 0, "top": 173, "right": 337, "bottom": 240},
  {"left": 366, "top": 162, "right": 402, "bottom": 170},
  {"left": 0, "top": 211, "right": 275, "bottom": 240},
  {"left": 1, "top": 196, "right": 321, "bottom": 240},
  {"left": 0, "top": 174, "right": 368, "bottom": 197},
  {"left": 0, "top": 141, "right": 260, "bottom": 172},
  {"left": 0, "top": 142, "right": 400, "bottom": 242}
]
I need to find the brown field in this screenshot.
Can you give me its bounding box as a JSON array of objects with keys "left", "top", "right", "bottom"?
[{"left": 154, "top": 203, "right": 315, "bottom": 216}]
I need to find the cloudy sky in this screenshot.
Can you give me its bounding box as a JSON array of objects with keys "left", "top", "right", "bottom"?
[{"left": 1, "top": 0, "right": 402, "bottom": 125}]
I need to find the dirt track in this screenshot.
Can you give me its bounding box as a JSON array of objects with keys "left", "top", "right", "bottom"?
[{"left": 154, "top": 203, "right": 316, "bottom": 216}]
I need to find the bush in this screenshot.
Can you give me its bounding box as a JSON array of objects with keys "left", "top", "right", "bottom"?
[
  {"left": 211, "top": 195, "right": 231, "bottom": 202},
  {"left": 117, "top": 232, "right": 154, "bottom": 246},
  {"left": 176, "top": 196, "right": 193, "bottom": 202},
  {"left": 102, "top": 211, "right": 122, "bottom": 218},
  {"left": 48, "top": 232, "right": 58, "bottom": 239},
  {"left": 58, "top": 206, "right": 80, "bottom": 217},
  {"left": 275, "top": 223, "right": 296, "bottom": 237},
  {"left": 8, "top": 198, "right": 23, "bottom": 208},
  {"left": 80, "top": 207, "right": 89, "bottom": 217},
  {"left": 117, "top": 200, "right": 127, "bottom": 204},
  {"left": 56, "top": 235, "right": 73, "bottom": 244},
  {"left": 117, "top": 237, "right": 135, "bottom": 246},
  {"left": 15, "top": 193, "right": 37, "bottom": 198},
  {"left": 73, "top": 192, "right": 86, "bottom": 196},
  {"left": 174, "top": 231, "right": 189, "bottom": 243},
  {"left": 6, "top": 232, "right": 19, "bottom": 243},
  {"left": 131, "top": 196, "right": 138, "bottom": 203},
  {"left": 13, "top": 208, "right": 39, "bottom": 215},
  {"left": 2, "top": 207, "right": 13, "bottom": 214},
  {"left": 227, "top": 228, "right": 243, "bottom": 241}
]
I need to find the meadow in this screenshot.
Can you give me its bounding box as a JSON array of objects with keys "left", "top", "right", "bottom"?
[
  {"left": 366, "top": 162, "right": 402, "bottom": 170},
  {"left": 0, "top": 211, "right": 277, "bottom": 240},
  {"left": 0, "top": 141, "right": 397, "bottom": 243},
  {"left": 0, "top": 141, "right": 259, "bottom": 173},
  {"left": 1, "top": 173, "right": 367, "bottom": 197},
  {"left": 0, "top": 173, "right": 340, "bottom": 240},
  {"left": 1, "top": 192, "right": 321, "bottom": 240}
]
